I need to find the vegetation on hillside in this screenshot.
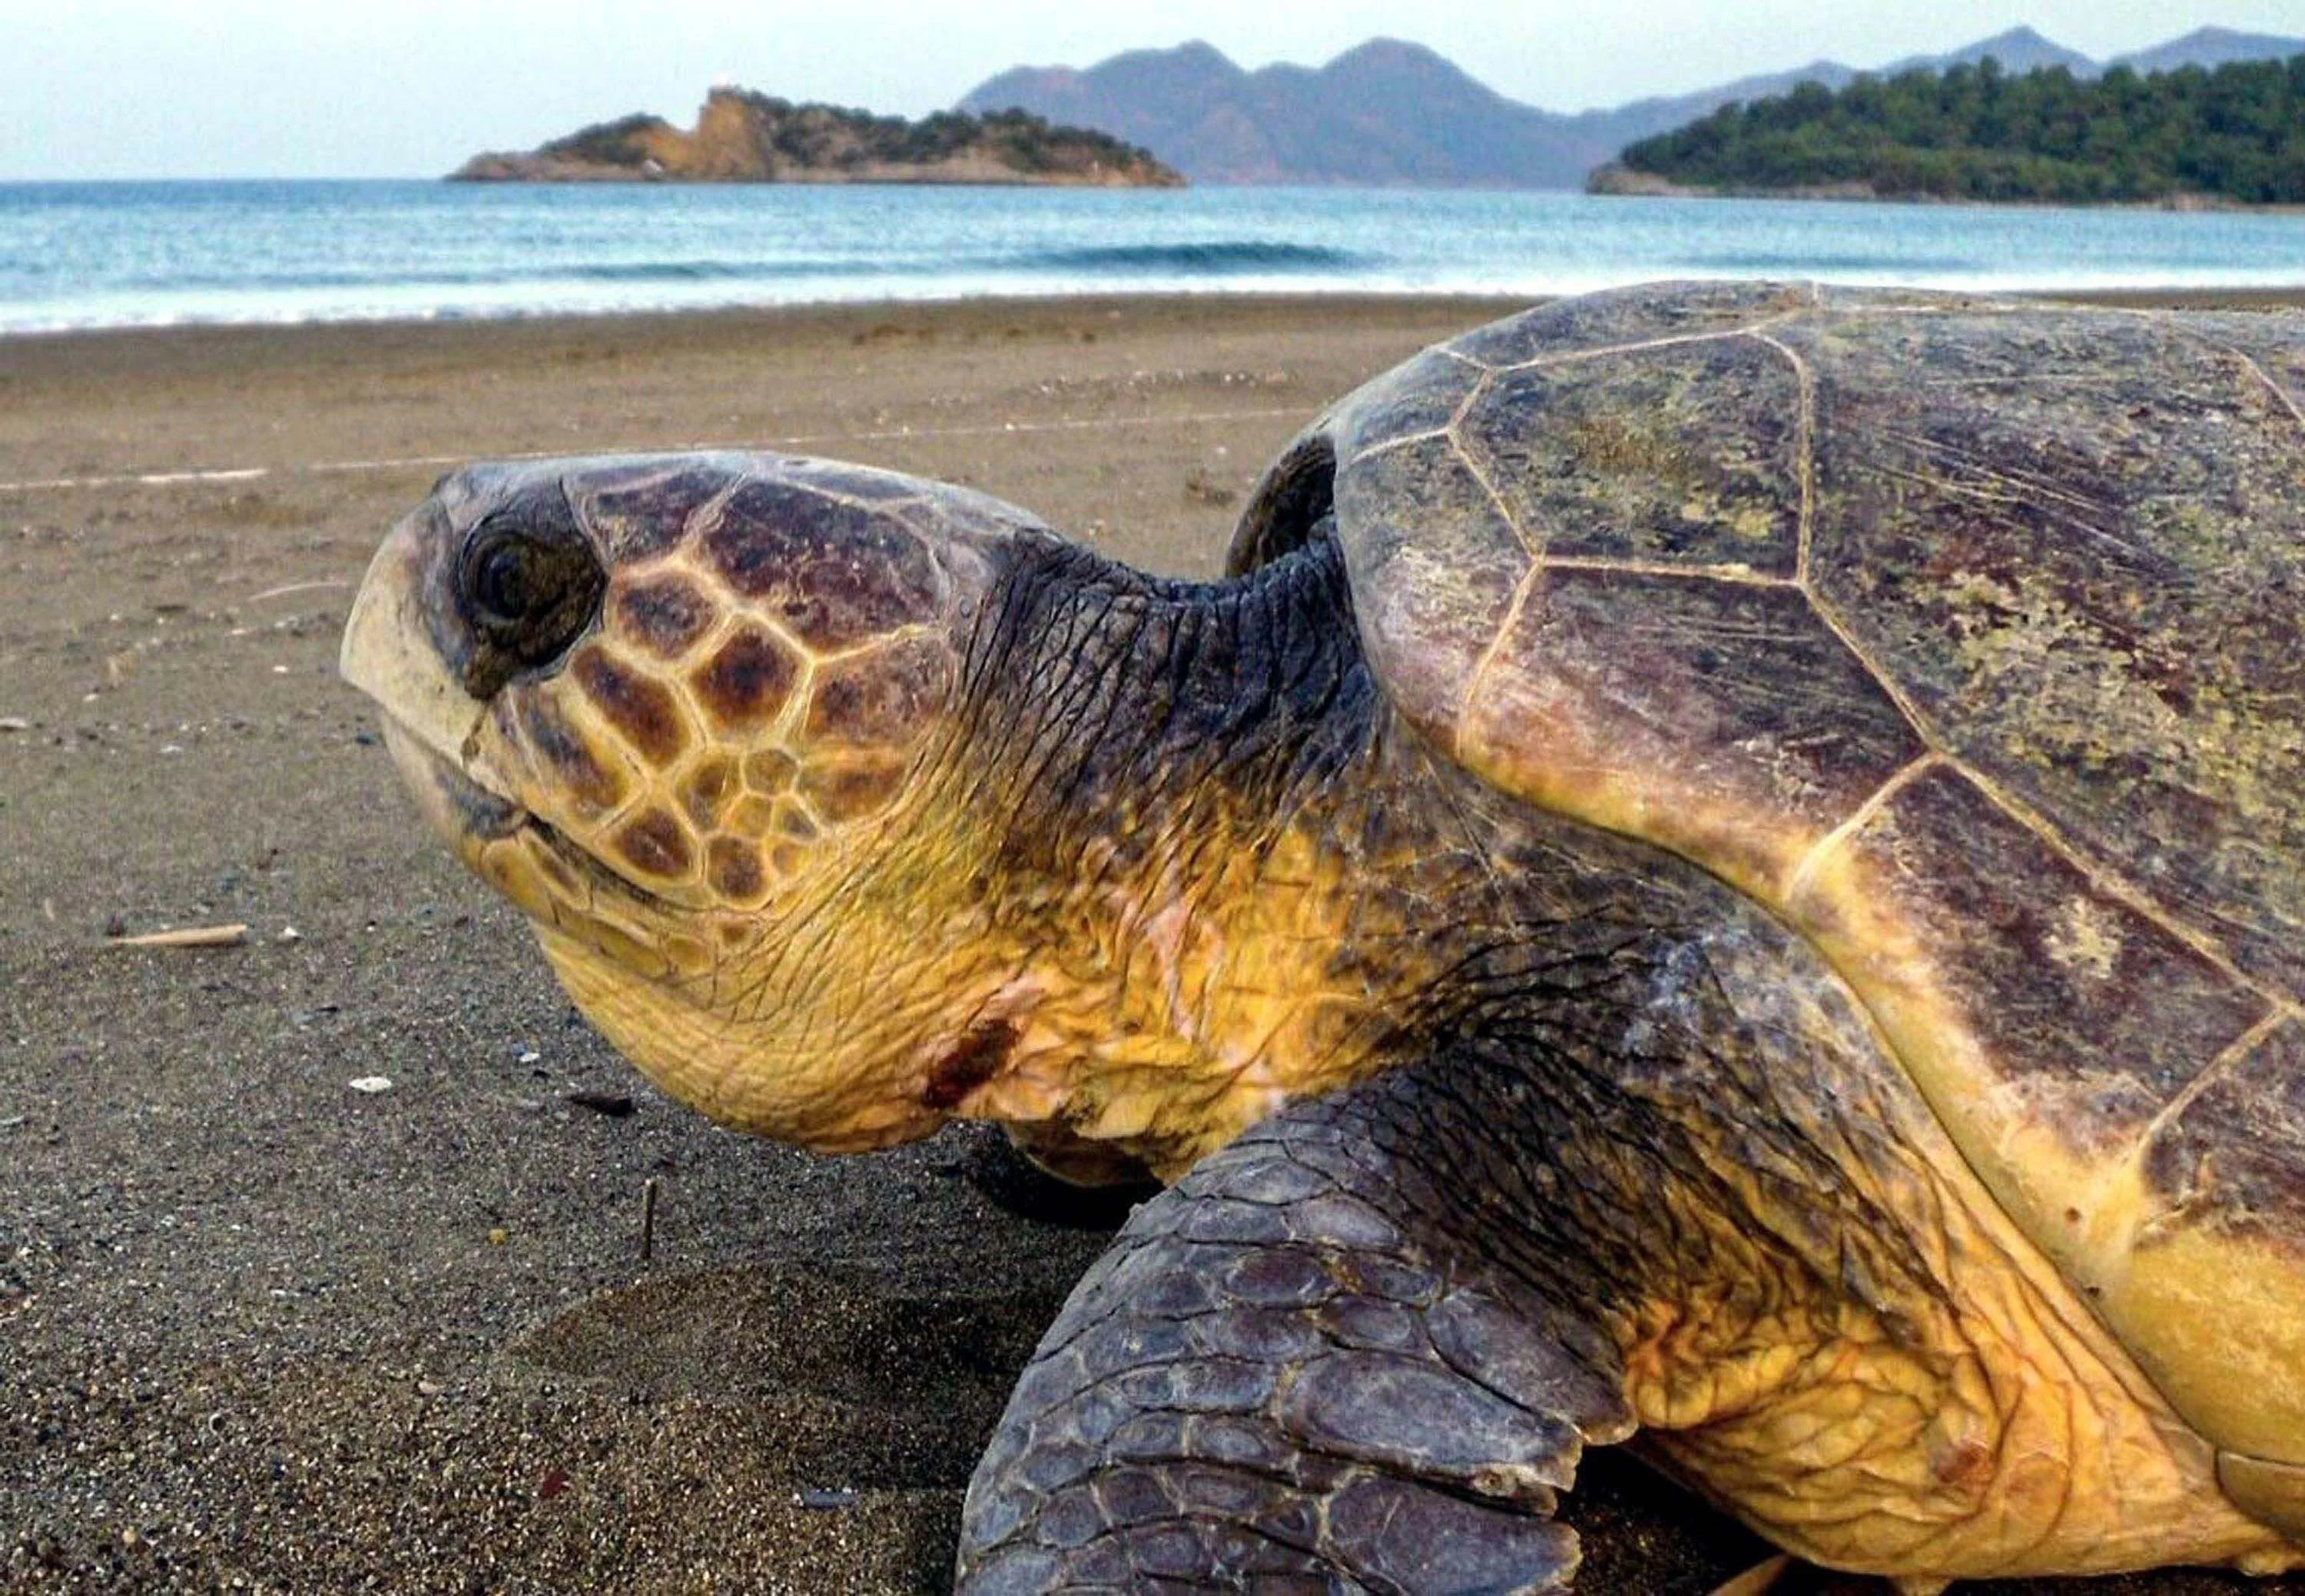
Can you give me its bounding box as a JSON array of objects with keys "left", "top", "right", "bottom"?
[
  {"left": 456, "top": 91, "right": 1182, "bottom": 186},
  {"left": 542, "top": 97, "right": 1166, "bottom": 175},
  {"left": 1609, "top": 54, "right": 2305, "bottom": 203}
]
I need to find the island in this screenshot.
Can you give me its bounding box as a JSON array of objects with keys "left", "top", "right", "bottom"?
[
  {"left": 1590, "top": 53, "right": 2305, "bottom": 205},
  {"left": 453, "top": 88, "right": 1185, "bottom": 187}
]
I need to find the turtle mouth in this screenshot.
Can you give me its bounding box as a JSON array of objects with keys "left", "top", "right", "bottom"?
[
  {"left": 376, "top": 716, "right": 686, "bottom": 921},
  {"left": 380, "top": 715, "right": 527, "bottom": 843}
]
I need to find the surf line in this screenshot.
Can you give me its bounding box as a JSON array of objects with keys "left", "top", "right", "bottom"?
[{"left": 0, "top": 407, "right": 1309, "bottom": 495}]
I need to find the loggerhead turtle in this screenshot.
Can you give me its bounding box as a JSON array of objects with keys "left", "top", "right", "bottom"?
[{"left": 341, "top": 282, "right": 2305, "bottom": 1592}]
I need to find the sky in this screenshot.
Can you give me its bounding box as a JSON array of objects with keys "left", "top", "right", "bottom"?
[{"left": 5, "top": 1, "right": 2300, "bottom": 179}]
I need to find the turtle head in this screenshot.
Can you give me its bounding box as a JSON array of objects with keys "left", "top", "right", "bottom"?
[{"left": 341, "top": 452, "right": 1045, "bottom": 1150}]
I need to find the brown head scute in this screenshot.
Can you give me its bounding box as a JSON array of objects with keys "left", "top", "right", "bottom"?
[
  {"left": 682, "top": 754, "right": 738, "bottom": 830},
  {"left": 572, "top": 645, "right": 689, "bottom": 768},
  {"left": 692, "top": 626, "right": 802, "bottom": 732},
  {"left": 744, "top": 747, "right": 799, "bottom": 795},
  {"left": 513, "top": 693, "right": 627, "bottom": 814},
  {"left": 923, "top": 1020, "right": 1019, "bottom": 1111},
  {"left": 612, "top": 571, "right": 716, "bottom": 659},
  {"left": 706, "top": 836, "right": 768, "bottom": 904},
  {"left": 705, "top": 479, "right": 946, "bottom": 649},
  {"left": 568, "top": 460, "right": 735, "bottom": 560},
  {"left": 806, "top": 635, "right": 953, "bottom": 747},
  {"left": 613, "top": 807, "right": 695, "bottom": 881},
  {"left": 799, "top": 758, "right": 908, "bottom": 824}
]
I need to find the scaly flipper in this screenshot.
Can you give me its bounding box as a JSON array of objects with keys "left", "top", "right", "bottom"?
[{"left": 957, "top": 1078, "right": 1636, "bottom": 1593}]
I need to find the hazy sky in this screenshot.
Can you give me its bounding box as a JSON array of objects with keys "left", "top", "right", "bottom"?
[{"left": 5, "top": 1, "right": 2299, "bottom": 179}]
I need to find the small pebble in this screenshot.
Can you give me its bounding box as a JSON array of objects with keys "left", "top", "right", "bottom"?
[
  {"left": 516, "top": 1047, "right": 542, "bottom": 1065},
  {"left": 0, "top": 715, "right": 28, "bottom": 732},
  {"left": 487, "top": 1227, "right": 509, "bottom": 1246},
  {"left": 415, "top": 1379, "right": 443, "bottom": 1397},
  {"left": 278, "top": 925, "right": 301, "bottom": 942},
  {"left": 347, "top": 1075, "right": 393, "bottom": 1095},
  {"left": 565, "top": 1090, "right": 635, "bottom": 1118},
  {"left": 798, "top": 1488, "right": 858, "bottom": 1511}
]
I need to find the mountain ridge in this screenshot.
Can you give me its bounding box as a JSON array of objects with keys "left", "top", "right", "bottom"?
[{"left": 957, "top": 25, "right": 2305, "bottom": 187}]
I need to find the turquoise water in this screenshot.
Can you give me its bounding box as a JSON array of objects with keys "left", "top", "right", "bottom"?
[{"left": 6, "top": 180, "right": 2305, "bottom": 333}]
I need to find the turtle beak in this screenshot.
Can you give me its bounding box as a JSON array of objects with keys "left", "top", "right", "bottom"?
[{"left": 340, "top": 499, "right": 491, "bottom": 775}]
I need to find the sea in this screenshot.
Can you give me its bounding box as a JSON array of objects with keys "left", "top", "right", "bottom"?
[{"left": 5, "top": 179, "right": 2305, "bottom": 333}]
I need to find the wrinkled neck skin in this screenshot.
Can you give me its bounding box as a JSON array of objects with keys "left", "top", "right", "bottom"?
[
  {"left": 607, "top": 526, "right": 1518, "bottom": 1178},
  {"left": 924, "top": 529, "right": 1492, "bottom": 1176}
]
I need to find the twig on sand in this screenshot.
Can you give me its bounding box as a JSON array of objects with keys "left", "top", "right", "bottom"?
[
  {"left": 107, "top": 923, "right": 250, "bottom": 949},
  {"left": 247, "top": 579, "right": 350, "bottom": 604},
  {"left": 640, "top": 1176, "right": 660, "bottom": 1264}
]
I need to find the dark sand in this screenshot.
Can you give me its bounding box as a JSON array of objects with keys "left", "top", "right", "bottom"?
[{"left": 2, "top": 289, "right": 2302, "bottom": 1594}]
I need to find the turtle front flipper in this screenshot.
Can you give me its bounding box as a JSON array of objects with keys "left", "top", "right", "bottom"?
[{"left": 956, "top": 1080, "right": 1634, "bottom": 1594}]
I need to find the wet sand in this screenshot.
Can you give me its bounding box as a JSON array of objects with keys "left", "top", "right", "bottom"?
[{"left": 2, "top": 289, "right": 2301, "bottom": 1594}]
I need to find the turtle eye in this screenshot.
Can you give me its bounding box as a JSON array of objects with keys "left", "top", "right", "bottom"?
[
  {"left": 455, "top": 503, "right": 605, "bottom": 694},
  {"left": 469, "top": 533, "right": 545, "bottom": 625}
]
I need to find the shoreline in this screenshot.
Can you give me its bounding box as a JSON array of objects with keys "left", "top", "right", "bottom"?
[
  {"left": 0, "top": 290, "right": 1527, "bottom": 353},
  {"left": 4, "top": 280, "right": 2300, "bottom": 350}
]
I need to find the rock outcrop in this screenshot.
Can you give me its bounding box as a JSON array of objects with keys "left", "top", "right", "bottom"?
[{"left": 453, "top": 89, "right": 1183, "bottom": 187}]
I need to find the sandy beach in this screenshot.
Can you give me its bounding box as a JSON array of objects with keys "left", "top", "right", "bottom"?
[{"left": 5, "top": 289, "right": 2303, "bottom": 1594}]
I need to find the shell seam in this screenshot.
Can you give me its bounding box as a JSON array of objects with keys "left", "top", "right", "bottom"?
[
  {"left": 1784, "top": 752, "right": 1946, "bottom": 904},
  {"left": 2221, "top": 344, "right": 2305, "bottom": 437},
  {"left": 1538, "top": 555, "right": 1793, "bottom": 586},
  {"left": 2134, "top": 1008, "right": 2294, "bottom": 1159},
  {"left": 1746, "top": 330, "right": 1819, "bottom": 584},
  {"left": 1495, "top": 309, "right": 1810, "bottom": 375},
  {"left": 1942, "top": 757, "right": 2300, "bottom": 1017},
  {"left": 1447, "top": 434, "right": 1541, "bottom": 561},
  {"left": 1451, "top": 559, "right": 1548, "bottom": 763}
]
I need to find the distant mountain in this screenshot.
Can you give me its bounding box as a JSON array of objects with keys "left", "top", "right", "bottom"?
[
  {"left": 962, "top": 38, "right": 1604, "bottom": 187},
  {"left": 957, "top": 25, "right": 2305, "bottom": 187},
  {"left": 453, "top": 88, "right": 1182, "bottom": 187},
  {"left": 1879, "top": 25, "right": 2100, "bottom": 77},
  {"left": 2110, "top": 25, "right": 2305, "bottom": 73}
]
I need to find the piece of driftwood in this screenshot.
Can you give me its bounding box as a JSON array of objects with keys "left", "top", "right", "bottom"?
[{"left": 107, "top": 923, "right": 250, "bottom": 948}]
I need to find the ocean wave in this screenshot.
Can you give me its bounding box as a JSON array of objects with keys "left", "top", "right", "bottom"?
[
  {"left": 128, "top": 241, "right": 1372, "bottom": 295},
  {"left": 1686, "top": 251, "right": 1982, "bottom": 274},
  {"left": 1033, "top": 241, "right": 1370, "bottom": 272},
  {"left": 136, "top": 258, "right": 891, "bottom": 292}
]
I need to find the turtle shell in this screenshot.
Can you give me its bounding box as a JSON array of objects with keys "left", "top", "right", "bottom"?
[{"left": 1229, "top": 281, "right": 2305, "bottom": 1503}]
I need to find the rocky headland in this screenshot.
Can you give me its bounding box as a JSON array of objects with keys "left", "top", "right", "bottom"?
[{"left": 453, "top": 88, "right": 1183, "bottom": 186}]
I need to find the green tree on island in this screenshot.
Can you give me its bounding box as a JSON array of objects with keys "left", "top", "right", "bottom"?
[{"left": 1610, "top": 53, "right": 2305, "bottom": 203}]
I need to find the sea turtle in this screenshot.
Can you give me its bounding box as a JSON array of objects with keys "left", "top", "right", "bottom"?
[{"left": 340, "top": 281, "right": 2305, "bottom": 1592}]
